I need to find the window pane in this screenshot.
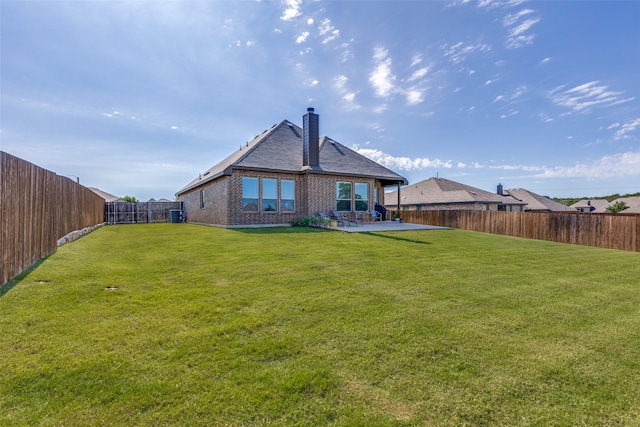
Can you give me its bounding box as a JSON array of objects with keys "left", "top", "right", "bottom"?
[
  {"left": 336, "top": 182, "right": 352, "bottom": 200},
  {"left": 242, "top": 177, "right": 258, "bottom": 198},
  {"left": 242, "top": 199, "right": 258, "bottom": 212},
  {"left": 280, "top": 199, "right": 295, "bottom": 212},
  {"left": 337, "top": 200, "right": 351, "bottom": 211},
  {"left": 355, "top": 200, "right": 368, "bottom": 211},
  {"left": 242, "top": 177, "right": 259, "bottom": 212},
  {"left": 280, "top": 180, "right": 295, "bottom": 212},
  {"left": 262, "top": 178, "right": 277, "bottom": 199},
  {"left": 337, "top": 182, "right": 352, "bottom": 211},
  {"left": 281, "top": 180, "right": 294, "bottom": 199},
  {"left": 355, "top": 183, "right": 368, "bottom": 211},
  {"left": 262, "top": 199, "right": 277, "bottom": 211}
]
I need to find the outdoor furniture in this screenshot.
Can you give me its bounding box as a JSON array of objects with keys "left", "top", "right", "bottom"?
[
  {"left": 331, "top": 210, "right": 358, "bottom": 227},
  {"left": 318, "top": 211, "right": 341, "bottom": 227},
  {"left": 351, "top": 211, "right": 365, "bottom": 226},
  {"left": 370, "top": 209, "right": 382, "bottom": 222}
]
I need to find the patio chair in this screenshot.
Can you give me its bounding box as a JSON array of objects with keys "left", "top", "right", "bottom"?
[
  {"left": 318, "top": 211, "right": 340, "bottom": 228},
  {"left": 351, "top": 211, "right": 365, "bottom": 226},
  {"left": 370, "top": 209, "right": 382, "bottom": 222},
  {"left": 331, "top": 210, "right": 357, "bottom": 227}
]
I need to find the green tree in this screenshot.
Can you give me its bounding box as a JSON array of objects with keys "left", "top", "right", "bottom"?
[
  {"left": 606, "top": 201, "right": 629, "bottom": 213},
  {"left": 122, "top": 195, "right": 138, "bottom": 203}
]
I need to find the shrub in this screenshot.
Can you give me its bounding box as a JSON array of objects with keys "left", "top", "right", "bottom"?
[
  {"left": 606, "top": 201, "right": 629, "bottom": 213},
  {"left": 291, "top": 216, "right": 332, "bottom": 228}
]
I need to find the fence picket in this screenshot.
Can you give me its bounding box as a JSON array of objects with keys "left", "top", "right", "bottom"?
[
  {"left": 1, "top": 152, "right": 105, "bottom": 286},
  {"left": 398, "top": 209, "right": 639, "bottom": 252}
]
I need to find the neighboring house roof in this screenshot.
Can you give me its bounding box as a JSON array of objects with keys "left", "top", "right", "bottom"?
[
  {"left": 609, "top": 196, "right": 640, "bottom": 213},
  {"left": 385, "top": 177, "right": 526, "bottom": 206},
  {"left": 570, "top": 199, "right": 611, "bottom": 213},
  {"left": 177, "top": 119, "right": 407, "bottom": 195},
  {"left": 88, "top": 187, "right": 121, "bottom": 202},
  {"left": 505, "top": 188, "right": 576, "bottom": 212}
]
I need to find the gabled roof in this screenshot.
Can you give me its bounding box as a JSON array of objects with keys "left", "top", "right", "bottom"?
[
  {"left": 505, "top": 188, "right": 576, "bottom": 212},
  {"left": 384, "top": 177, "right": 525, "bottom": 206},
  {"left": 570, "top": 199, "right": 611, "bottom": 213},
  {"left": 609, "top": 196, "right": 640, "bottom": 213},
  {"left": 177, "top": 119, "right": 407, "bottom": 194},
  {"left": 88, "top": 187, "right": 121, "bottom": 202}
]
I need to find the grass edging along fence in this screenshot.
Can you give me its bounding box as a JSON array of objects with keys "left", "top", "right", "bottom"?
[
  {"left": 1, "top": 151, "right": 105, "bottom": 287},
  {"left": 400, "top": 209, "right": 640, "bottom": 252}
]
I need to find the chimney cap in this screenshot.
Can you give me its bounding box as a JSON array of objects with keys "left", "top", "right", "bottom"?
[{"left": 307, "top": 107, "right": 315, "bottom": 113}]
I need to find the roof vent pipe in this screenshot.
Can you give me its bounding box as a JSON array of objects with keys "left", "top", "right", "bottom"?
[{"left": 303, "top": 108, "right": 320, "bottom": 167}]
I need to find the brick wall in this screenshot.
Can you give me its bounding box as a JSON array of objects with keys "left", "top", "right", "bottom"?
[
  {"left": 180, "top": 176, "right": 229, "bottom": 225},
  {"left": 227, "top": 171, "right": 303, "bottom": 226},
  {"left": 181, "top": 171, "right": 383, "bottom": 227}
]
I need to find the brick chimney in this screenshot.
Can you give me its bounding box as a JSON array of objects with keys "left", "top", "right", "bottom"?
[{"left": 303, "top": 107, "right": 319, "bottom": 167}]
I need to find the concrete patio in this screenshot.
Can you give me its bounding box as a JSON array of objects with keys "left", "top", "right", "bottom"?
[{"left": 331, "top": 220, "right": 450, "bottom": 233}]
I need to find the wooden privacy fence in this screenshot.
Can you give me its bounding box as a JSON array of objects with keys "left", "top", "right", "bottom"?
[
  {"left": 105, "top": 201, "right": 183, "bottom": 224},
  {"left": 1, "top": 151, "right": 105, "bottom": 287},
  {"left": 400, "top": 210, "right": 640, "bottom": 252}
]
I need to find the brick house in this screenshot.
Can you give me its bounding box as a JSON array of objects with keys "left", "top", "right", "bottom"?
[
  {"left": 384, "top": 177, "right": 526, "bottom": 212},
  {"left": 176, "top": 108, "right": 407, "bottom": 227}
]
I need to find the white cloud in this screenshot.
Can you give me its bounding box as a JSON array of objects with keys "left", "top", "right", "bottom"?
[
  {"left": 307, "top": 18, "right": 314, "bottom": 25},
  {"left": 280, "top": 0, "right": 301, "bottom": 21},
  {"left": 442, "top": 41, "right": 491, "bottom": 64},
  {"left": 369, "top": 47, "right": 396, "bottom": 98},
  {"left": 612, "top": 118, "right": 640, "bottom": 141},
  {"left": 538, "top": 113, "right": 553, "bottom": 123},
  {"left": 534, "top": 151, "right": 640, "bottom": 178},
  {"left": 343, "top": 93, "right": 356, "bottom": 103},
  {"left": 295, "top": 31, "right": 309, "bottom": 44},
  {"left": 477, "top": 0, "right": 526, "bottom": 9},
  {"left": 503, "top": 8, "right": 540, "bottom": 48},
  {"left": 318, "top": 18, "right": 339, "bottom": 44},
  {"left": 373, "top": 104, "right": 387, "bottom": 114},
  {"left": 550, "top": 81, "right": 635, "bottom": 113},
  {"left": 408, "top": 67, "right": 429, "bottom": 82},
  {"left": 500, "top": 110, "right": 519, "bottom": 119},
  {"left": 334, "top": 75, "right": 360, "bottom": 109},
  {"left": 353, "top": 146, "right": 452, "bottom": 171},
  {"left": 510, "top": 18, "right": 540, "bottom": 37},
  {"left": 404, "top": 90, "right": 424, "bottom": 106},
  {"left": 334, "top": 75, "right": 348, "bottom": 91},
  {"left": 503, "top": 9, "right": 534, "bottom": 26}
]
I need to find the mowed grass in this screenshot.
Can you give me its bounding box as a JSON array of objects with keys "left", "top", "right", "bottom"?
[{"left": 2, "top": 224, "right": 640, "bottom": 426}]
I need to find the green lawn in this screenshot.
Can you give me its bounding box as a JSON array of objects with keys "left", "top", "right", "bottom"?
[{"left": 2, "top": 224, "right": 640, "bottom": 426}]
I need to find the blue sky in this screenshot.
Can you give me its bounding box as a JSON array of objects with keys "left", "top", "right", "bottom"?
[{"left": 2, "top": 0, "right": 639, "bottom": 201}]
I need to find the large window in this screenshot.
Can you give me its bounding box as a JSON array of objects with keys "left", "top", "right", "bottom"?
[
  {"left": 336, "top": 182, "right": 352, "bottom": 211},
  {"left": 262, "top": 178, "right": 277, "bottom": 212},
  {"left": 243, "top": 177, "right": 295, "bottom": 213},
  {"left": 355, "top": 183, "right": 368, "bottom": 211},
  {"left": 242, "top": 177, "right": 259, "bottom": 212},
  {"left": 280, "top": 180, "right": 295, "bottom": 212}
]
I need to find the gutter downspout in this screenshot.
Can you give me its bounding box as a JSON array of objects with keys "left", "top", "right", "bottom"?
[{"left": 397, "top": 182, "right": 401, "bottom": 212}]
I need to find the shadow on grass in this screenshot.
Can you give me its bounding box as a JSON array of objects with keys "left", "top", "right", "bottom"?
[
  {"left": 362, "top": 232, "right": 432, "bottom": 245},
  {"left": 0, "top": 255, "right": 51, "bottom": 298}
]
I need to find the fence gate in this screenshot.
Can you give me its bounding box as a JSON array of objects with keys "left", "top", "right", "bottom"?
[{"left": 105, "top": 201, "right": 183, "bottom": 225}]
